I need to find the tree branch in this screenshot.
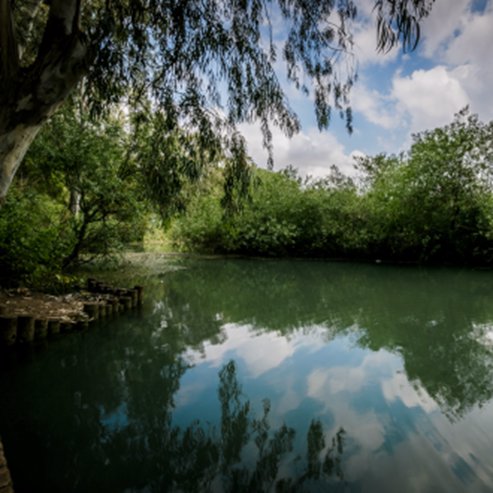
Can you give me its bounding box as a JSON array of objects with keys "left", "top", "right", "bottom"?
[{"left": 8, "top": 0, "right": 89, "bottom": 128}]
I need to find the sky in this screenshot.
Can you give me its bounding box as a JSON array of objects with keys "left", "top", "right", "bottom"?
[{"left": 240, "top": 0, "right": 493, "bottom": 178}]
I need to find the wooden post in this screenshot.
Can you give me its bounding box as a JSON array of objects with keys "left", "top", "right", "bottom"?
[
  {"left": 98, "top": 303, "right": 107, "bottom": 319},
  {"left": 134, "top": 285, "right": 144, "bottom": 305},
  {"left": 76, "top": 320, "right": 89, "bottom": 331},
  {"left": 48, "top": 319, "right": 60, "bottom": 336},
  {"left": 119, "top": 296, "right": 133, "bottom": 310},
  {"left": 83, "top": 303, "right": 99, "bottom": 321},
  {"left": 105, "top": 303, "right": 113, "bottom": 316},
  {"left": 87, "top": 278, "right": 97, "bottom": 292},
  {"left": 110, "top": 298, "right": 119, "bottom": 314},
  {"left": 34, "top": 319, "right": 48, "bottom": 340},
  {"left": 60, "top": 322, "right": 75, "bottom": 333},
  {"left": 130, "top": 289, "right": 138, "bottom": 308},
  {"left": 0, "top": 316, "right": 17, "bottom": 347},
  {"left": 17, "top": 315, "right": 35, "bottom": 343},
  {"left": 99, "top": 304, "right": 106, "bottom": 318}
]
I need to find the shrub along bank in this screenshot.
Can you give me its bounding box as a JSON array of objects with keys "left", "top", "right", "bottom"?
[{"left": 170, "top": 110, "right": 493, "bottom": 266}]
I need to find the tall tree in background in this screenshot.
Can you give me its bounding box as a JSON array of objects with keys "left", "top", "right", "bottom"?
[{"left": 0, "top": 0, "right": 435, "bottom": 203}]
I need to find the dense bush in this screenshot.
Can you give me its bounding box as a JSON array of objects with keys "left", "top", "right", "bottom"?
[
  {"left": 360, "top": 109, "right": 493, "bottom": 263},
  {"left": 170, "top": 167, "right": 370, "bottom": 258},
  {"left": 0, "top": 188, "right": 71, "bottom": 286},
  {"left": 0, "top": 104, "right": 151, "bottom": 287},
  {"left": 170, "top": 110, "right": 493, "bottom": 265}
]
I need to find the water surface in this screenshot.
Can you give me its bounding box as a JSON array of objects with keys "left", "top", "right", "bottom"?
[{"left": 1, "top": 258, "right": 493, "bottom": 492}]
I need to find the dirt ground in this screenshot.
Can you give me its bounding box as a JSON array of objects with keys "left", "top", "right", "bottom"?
[{"left": 0, "top": 289, "right": 93, "bottom": 323}]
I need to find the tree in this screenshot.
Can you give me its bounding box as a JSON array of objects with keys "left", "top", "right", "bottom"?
[
  {"left": 360, "top": 109, "right": 493, "bottom": 263},
  {"left": 170, "top": 166, "right": 368, "bottom": 257},
  {"left": 402, "top": 108, "right": 493, "bottom": 262},
  {"left": 20, "top": 100, "right": 149, "bottom": 268},
  {"left": 0, "top": 0, "right": 435, "bottom": 204}
]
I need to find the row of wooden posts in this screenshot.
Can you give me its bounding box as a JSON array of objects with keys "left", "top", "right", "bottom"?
[{"left": 0, "top": 281, "right": 144, "bottom": 349}]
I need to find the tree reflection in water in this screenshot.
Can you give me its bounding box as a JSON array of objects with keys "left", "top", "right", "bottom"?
[
  {"left": 6, "top": 258, "right": 493, "bottom": 491},
  {"left": 160, "top": 259, "right": 493, "bottom": 420},
  {"left": 0, "top": 330, "right": 346, "bottom": 492},
  {"left": 125, "top": 360, "right": 346, "bottom": 493}
]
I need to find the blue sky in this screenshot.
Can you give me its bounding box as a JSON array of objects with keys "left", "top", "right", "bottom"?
[{"left": 241, "top": 0, "right": 493, "bottom": 177}]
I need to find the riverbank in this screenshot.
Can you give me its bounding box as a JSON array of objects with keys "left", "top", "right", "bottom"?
[
  {"left": 0, "top": 289, "right": 89, "bottom": 325},
  {"left": 0, "top": 281, "right": 143, "bottom": 348}
]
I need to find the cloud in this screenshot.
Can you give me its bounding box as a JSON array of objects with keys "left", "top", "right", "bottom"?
[
  {"left": 241, "top": 0, "right": 493, "bottom": 164},
  {"left": 351, "top": 66, "right": 469, "bottom": 139},
  {"left": 240, "top": 122, "right": 361, "bottom": 178},
  {"left": 420, "top": 0, "right": 471, "bottom": 58},
  {"left": 418, "top": 0, "right": 493, "bottom": 121},
  {"left": 442, "top": 4, "right": 493, "bottom": 121},
  {"left": 183, "top": 323, "right": 328, "bottom": 378},
  {"left": 349, "top": 0, "right": 493, "bottom": 141},
  {"left": 443, "top": 6, "right": 492, "bottom": 65},
  {"left": 351, "top": 83, "right": 401, "bottom": 130},
  {"left": 391, "top": 66, "right": 469, "bottom": 133},
  {"left": 184, "top": 323, "right": 294, "bottom": 377},
  {"left": 307, "top": 350, "right": 394, "bottom": 399},
  {"left": 381, "top": 372, "right": 438, "bottom": 413}
]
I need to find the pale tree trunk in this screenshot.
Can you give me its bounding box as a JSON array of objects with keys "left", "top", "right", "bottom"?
[
  {"left": 0, "top": 124, "right": 43, "bottom": 202},
  {"left": 69, "top": 188, "right": 81, "bottom": 216},
  {"left": 0, "top": 0, "right": 88, "bottom": 205}
]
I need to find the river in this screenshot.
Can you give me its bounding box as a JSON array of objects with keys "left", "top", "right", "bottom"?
[{"left": 1, "top": 257, "right": 493, "bottom": 492}]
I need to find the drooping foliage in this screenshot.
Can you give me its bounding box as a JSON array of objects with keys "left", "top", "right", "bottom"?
[{"left": 0, "top": 0, "right": 435, "bottom": 203}]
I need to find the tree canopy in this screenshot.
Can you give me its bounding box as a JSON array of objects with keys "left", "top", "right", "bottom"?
[
  {"left": 171, "top": 109, "right": 493, "bottom": 265},
  {"left": 0, "top": 0, "right": 435, "bottom": 202}
]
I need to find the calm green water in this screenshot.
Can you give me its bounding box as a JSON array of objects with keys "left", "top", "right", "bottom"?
[{"left": 1, "top": 258, "right": 493, "bottom": 492}]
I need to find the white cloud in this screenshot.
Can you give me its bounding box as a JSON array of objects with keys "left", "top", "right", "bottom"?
[
  {"left": 351, "top": 66, "right": 469, "bottom": 137},
  {"left": 240, "top": 122, "right": 360, "bottom": 178},
  {"left": 348, "top": 0, "right": 493, "bottom": 144},
  {"left": 184, "top": 323, "right": 294, "bottom": 377},
  {"left": 351, "top": 83, "right": 401, "bottom": 130},
  {"left": 444, "top": 7, "right": 492, "bottom": 65},
  {"left": 418, "top": 0, "right": 493, "bottom": 122},
  {"left": 242, "top": 0, "right": 493, "bottom": 162},
  {"left": 442, "top": 5, "right": 493, "bottom": 121},
  {"left": 391, "top": 66, "right": 469, "bottom": 133},
  {"left": 420, "top": 0, "right": 471, "bottom": 58},
  {"left": 307, "top": 350, "right": 394, "bottom": 399},
  {"left": 183, "top": 323, "right": 328, "bottom": 378}
]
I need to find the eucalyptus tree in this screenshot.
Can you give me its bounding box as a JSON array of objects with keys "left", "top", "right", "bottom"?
[{"left": 0, "top": 0, "right": 435, "bottom": 203}]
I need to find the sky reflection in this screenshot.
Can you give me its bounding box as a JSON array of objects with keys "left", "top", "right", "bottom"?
[{"left": 171, "top": 307, "right": 493, "bottom": 493}]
